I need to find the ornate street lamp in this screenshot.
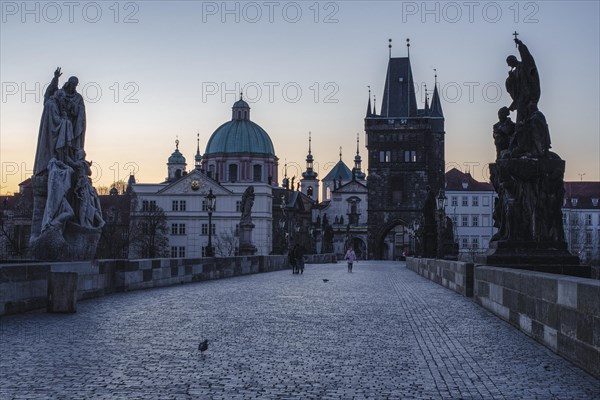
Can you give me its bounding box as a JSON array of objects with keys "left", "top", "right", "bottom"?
[
  {"left": 205, "top": 188, "right": 216, "bottom": 257},
  {"left": 436, "top": 189, "right": 447, "bottom": 259}
]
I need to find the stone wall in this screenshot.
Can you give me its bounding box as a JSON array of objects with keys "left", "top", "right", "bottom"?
[
  {"left": 475, "top": 266, "right": 600, "bottom": 379},
  {"left": 0, "top": 254, "right": 337, "bottom": 316},
  {"left": 406, "top": 257, "right": 474, "bottom": 297}
]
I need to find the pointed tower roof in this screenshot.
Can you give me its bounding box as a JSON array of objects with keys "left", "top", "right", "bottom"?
[
  {"left": 424, "top": 84, "right": 430, "bottom": 112},
  {"left": 365, "top": 87, "right": 372, "bottom": 117},
  {"left": 381, "top": 57, "right": 418, "bottom": 118},
  {"left": 430, "top": 84, "right": 443, "bottom": 118},
  {"left": 323, "top": 148, "right": 352, "bottom": 182},
  {"left": 302, "top": 132, "right": 318, "bottom": 180}
]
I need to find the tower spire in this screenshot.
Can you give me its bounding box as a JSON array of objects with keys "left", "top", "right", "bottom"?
[
  {"left": 424, "top": 84, "right": 429, "bottom": 111},
  {"left": 373, "top": 95, "right": 377, "bottom": 116},
  {"left": 386, "top": 39, "right": 391, "bottom": 116},
  {"left": 388, "top": 38, "right": 392, "bottom": 59},
  {"left": 339, "top": 146, "right": 342, "bottom": 161},
  {"left": 366, "top": 86, "right": 372, "bottom": 117},
  {"left": 195, "top": 132, "right": 202, "bottom": 170},
  {"left": 353, "top": 132, "right": 365, "bottom": 180},
  {"left": 430, "top": 69, "right": 444, "bottom": 118},
  {"left": 406, "top": 37, "right": 410, "bottom": 58}
]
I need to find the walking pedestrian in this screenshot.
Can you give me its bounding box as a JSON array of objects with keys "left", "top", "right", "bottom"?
[{"left": 345, "top": 246, "right": 357, "bottom": 273}]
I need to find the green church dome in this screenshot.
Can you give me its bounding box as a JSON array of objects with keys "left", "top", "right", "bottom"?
[
  {"left": 205, "top": 119, "right": 275, "bottom": 156},
  {"left": 204, "top": 96, "right": 275, "bottom": 156}
]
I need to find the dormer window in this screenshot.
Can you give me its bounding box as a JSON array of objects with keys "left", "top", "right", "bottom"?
[
  {"left": 592, "top": 198, "right": 599, "bottom": 207},
  {"left": 461, "top": 179, "right": 468, "bottom": 190},
  {"left": 571, "top": 198, "right": 578, "bottom": 207}
]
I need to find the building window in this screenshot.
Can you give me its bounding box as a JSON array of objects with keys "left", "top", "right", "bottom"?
[
  {"left": 461, "top": 238, "right": 469, "bottom": 248},
  {"left": 482, "top": 196, "right": 490, "bottom": 207},
  {"left": 253, "top": 165, "right": 262, "bottom": 182},
  {"left": 380, "top": 151, "right": 385, "bottom": 163},
  {"left": 472, "top": 196, "right": 479, "bottom": 207},
  {"left": 482, "top": 215, "right": 490, "bottom": 227},
  {"left": 172, "top": 200, "right": 186, "bottom": 211},
  {"left": 202, "top": 224, "right": 215, "bottom": 236},
  {"left": 411, "top": 151, "right": 417, "bottom": 162},
  {"left": 451, "top": 196, "right": 458, "bottom": 207},
  {"left": 385, "top": 151, "right": 391, "bottom": 162},
  {"left": 472, "top": 238, "right": 479, "bottom": 249},
  {"left": 235, "top": 224, "right": 239, "bottom": 236},
  {"left": 571, "top": 198, "right": 578, "bottom": 207},
  {"left": 142, "top": 200, "right": 156, "bottom": 211},
  {"left": 236, "top": 201, "right": 242, "bottom": 213},
  {"left": 178, "top": 247, "right": 186, "bottom": 258},
  {"left": 585, "top": 231, "right": 592, "bottom": 245},
  {"left": 462, "top": 196, "right": 468, "bottom": 206},
  {"left": 462, "top": 216, "right": 469, "bottom": 226},
  {"left": 562, "top": 214, "right": 567, "bottom": 226},
  {"left": 585, "top": 214, "right": 592, "bottom": 226},
  {"left": 171, "top": 246, "right": 178, "bottom": 258},
  {"left": 451, "top": 215, "right": 458, "bottom": 226},
  {"left": 472, "top": 216, "right": 479, "bottom": 227},
  {"left": 592, "top": 198, "right": 599, "bottom": 207},
  {"left": 171, "top": 224, "right": 186, "bottom": 235},
  {"left": 572, "top": 215, "right": 579, "bottom": 226},
  {"left": 229, "top": 164, "right": 238, "bottom": 182}
]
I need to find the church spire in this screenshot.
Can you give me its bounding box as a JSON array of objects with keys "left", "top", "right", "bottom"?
[
  {"left": 366, "top": 86, "right": 372, "bottom": 117},
  {"left": 302, "top": 131, "right": 318, "bottom": 180},
  {"left": 424, "top": 84, "right": 430, "bottom": 112},
  {"left": 194, "top": 132, "right": 202, "bottom": 170},
  {"left": 353, "top": 132, "right": 366, "bottom": 180},
  {"left": 430, "top": 69, "right": 444, "bottom": 118}
]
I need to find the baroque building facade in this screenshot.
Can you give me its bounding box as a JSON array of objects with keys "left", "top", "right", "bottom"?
[{"left": 129, "top": 97, "right": 277, "bottom": 258}]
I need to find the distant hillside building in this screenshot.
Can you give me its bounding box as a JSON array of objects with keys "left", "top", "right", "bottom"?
[{"left": 365, "top": 53, "right": 445, "bottom": 259}]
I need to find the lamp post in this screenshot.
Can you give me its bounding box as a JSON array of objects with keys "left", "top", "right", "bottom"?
[
  {"left": 279, "top": 195, "right": 287, "bottom": 254},
  {"left": 436, "top": 189, "right": 447, "bottom": 259},
  {"left": 205, "top": 188, "right": 216, "bottom": 257},
  {"left": 413, "top": 220, "right": 420, "bottom": 257}
]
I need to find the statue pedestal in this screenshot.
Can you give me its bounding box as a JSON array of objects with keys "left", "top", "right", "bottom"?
[
  {"left": 238, "top": 222, "right": 257, "bottom": 256},
  {"left": 477, "top": 240, "right": 581, "bottom": 271},
  {"left": 482, "top": 157, "right": 582, "bottom": 276}
]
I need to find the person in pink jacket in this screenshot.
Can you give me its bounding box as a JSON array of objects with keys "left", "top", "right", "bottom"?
[{"left": 345, "top": 246, "right": 357, "bottom": 273}]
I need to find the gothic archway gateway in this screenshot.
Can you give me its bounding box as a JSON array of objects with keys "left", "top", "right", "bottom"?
[
  {"left": 369, "top": 219, "right": 413, "bottom": 260},
  {"left": 344, "top": 236, "right": 367, "bottom": 260}
]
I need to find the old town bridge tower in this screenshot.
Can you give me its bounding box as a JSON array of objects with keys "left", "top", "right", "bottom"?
[{"left": 365, "top": 46, "right": 445, "bottom": 259}]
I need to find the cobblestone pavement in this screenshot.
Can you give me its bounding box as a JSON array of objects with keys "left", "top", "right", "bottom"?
[{"left": 1, "top": 261, "right": 599, "bottom": 399}]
